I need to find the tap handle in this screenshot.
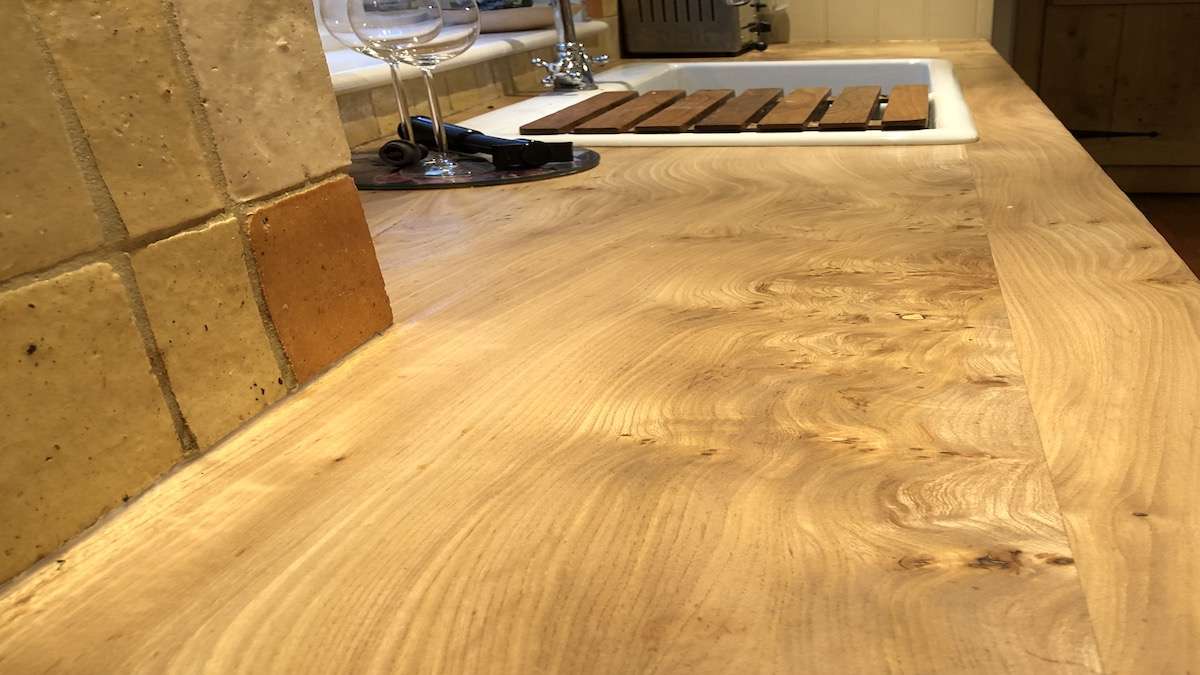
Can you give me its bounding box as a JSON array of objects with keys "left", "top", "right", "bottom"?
[
  {"left": 531, "top": 56, "right": 557, "bottom": 87},
  {"left": 532, "top": 56, "right": 561, "bottom": 88}
]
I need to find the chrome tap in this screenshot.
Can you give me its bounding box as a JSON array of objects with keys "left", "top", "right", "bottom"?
[{"left": 531, "top": 0, "right": 608, "bottom": 90}]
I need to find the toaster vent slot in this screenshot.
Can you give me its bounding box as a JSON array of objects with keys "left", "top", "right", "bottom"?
[
  {"left": 635, "top": 0, "right": 723, "bottom": 22},
  {"left": 621, "top": 0, "right": 749, "bottom": 54}
]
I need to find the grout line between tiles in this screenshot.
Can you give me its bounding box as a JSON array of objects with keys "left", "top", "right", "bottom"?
[
  {"left": 110, "top": 252, "right": 200, "bottom": 455},
  {"left": 21, "top": 1, "right": 127, "bottom": 245}
]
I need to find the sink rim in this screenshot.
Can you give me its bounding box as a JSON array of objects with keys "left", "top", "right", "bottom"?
[{"left": 462, "top": 58, "right": 979, "bottom": 147}]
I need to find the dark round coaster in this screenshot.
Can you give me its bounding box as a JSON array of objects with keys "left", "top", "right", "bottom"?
[{"left": 349, "top": 148, "right": 601, "bottom": 190}]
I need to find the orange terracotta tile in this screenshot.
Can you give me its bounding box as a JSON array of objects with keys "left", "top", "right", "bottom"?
[{"left": 246, "top": 176, "right": 392, "bottom": 383}]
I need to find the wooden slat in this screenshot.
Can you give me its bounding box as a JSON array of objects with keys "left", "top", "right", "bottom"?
[
  {"left": 573, "top": 90, "right": 686, "bottom": 133},
  {"left": 519, "top": 91, "right": 639, "bottom": 135},
  {"left": 818, "top": 86, "right": 881, "bottom": 131},
  {"left": 881, "top": 84, "right": 930, "bottom": 130},
  {"left": 755, "top": 87, "right": 831, "bottom": 132},
  {"left": 634, "top": 89, "right": 736, "bottom": 133},
  {"left": 692, "top": 88, "right": 782, "bottom": 132}
]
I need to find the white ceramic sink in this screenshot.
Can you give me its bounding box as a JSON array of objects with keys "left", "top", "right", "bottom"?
[{"left": 462, "top": 59, "right": 978, "bottom": 146}]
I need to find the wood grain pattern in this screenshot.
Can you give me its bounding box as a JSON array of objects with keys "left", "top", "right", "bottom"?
[
  {"left": 0, "top": 141, "right": 1101, "bottom": 673},
  {"left": 634, "top": 89, "right": 735, "bottom": 133},
  {"left": 818, "top": 86, "right": 881, "bottom": 130},
  {"left": 755, "top": 86, "right": 831, "bottom": 132},
  {"left": 881, "top": 84, "right": 930, "bottom": 130},
  {"left": 519, "top": 91, "right": 639, "bottom": 134},
  {"left": 574, "top": 90, "right": 686, "bottom": 133},
  {"left": 957, "top": 46, "right": 1200, "bottom": 674},
  {"left": 692, "top": 88, "right": 782, "bottom": 133},
  {"left": 0, "top": 41, "right": 1198, "bottom": 674}
]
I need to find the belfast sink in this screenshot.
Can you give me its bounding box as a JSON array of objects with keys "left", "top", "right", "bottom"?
[{"left": 462, "top": 59, "right": 978, "bottom": 146}]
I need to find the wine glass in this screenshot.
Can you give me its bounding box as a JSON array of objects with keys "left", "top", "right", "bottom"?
[
  {"left": 319, "top": 0, "right": 441, "bottom": 146},
  {"left": 351, "top": 0, "right": 482, "bottom": 177}
]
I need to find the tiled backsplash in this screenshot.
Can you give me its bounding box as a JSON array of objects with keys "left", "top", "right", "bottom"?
[{"left": 0, "top": 0, "right": 392, "bottom": 584}]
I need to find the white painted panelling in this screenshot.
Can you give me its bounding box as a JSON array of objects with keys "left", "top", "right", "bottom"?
[
  {"left": 788, "top": 0, "right": 992, "bottom": 41},
  {"left": 976, "top": 0, "right": 994, "bottom": 39},
  {"left": 879, "top": 0, "right": 926, "bottom": 39},
  {"left": 925, "top": 0, "right": 978, "bottom": 38},
  {"left": 829, "top": 0, "right": 881, "bottom": 40},
  {"left": 789, "top": 0, "right": 829, "bottom": 41}
]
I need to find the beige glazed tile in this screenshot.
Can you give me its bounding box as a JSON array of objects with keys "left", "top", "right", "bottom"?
[
  {"left": 174, "top": 0, "right": 350, "bottom": 201},
  {"left": 337, "top": 90, "right": 383, "bottom": 149},
  {"left": 445, "top": 64, "right": 502, "bottom": 115},
  {"left": 510, "top": 47, "right": 557, "bottom": 93},
  {"left": 370, "top": 84, "right": 405, "bottom": 139},
  {"left": 0, "top": 7, "right": 103, "bottom": 281},
  {"left": 32, "top": 0, "right": 224, "bottom": 238},
  {"left": 132, "top": 217, "right": 288, "bottom": 449},
  {"left": 0, "top": 263, "right": 182, "bottom": 583},
  {"left": 370, "top": 78, "right": 439, "bottom": 132},
  {"left": 246, "top": 176, "right": 392, "bottom": 383}
]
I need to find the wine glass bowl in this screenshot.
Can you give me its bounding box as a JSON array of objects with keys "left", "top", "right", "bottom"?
[
  {"left": 404, "top": 0, "right": 481, "bottom": 67},
  {"left": 318, "top": 0, "right": 377, "bottom": 55},
  {"left": 320, "top": 0, "right": 441, "bottom": 144},
  {"left": 351, "top": 0, "right": 482, "bottom": 177},
  {"left": 349, "top": 0, "right": 444, "bottom": 58}
]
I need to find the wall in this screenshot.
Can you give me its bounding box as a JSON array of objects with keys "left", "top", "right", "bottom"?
[
  {"left": 0, "top": 0, "right": 393, "bottom": 584},
  {"left": 788, "top": 0, "right": 994, "bottom": 41}
]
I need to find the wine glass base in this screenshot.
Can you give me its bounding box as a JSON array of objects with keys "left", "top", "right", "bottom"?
[
  {"left": 348, "top": 147, "right": 601, "bottom": 190},
  {"left": 420, "top": 154, "right": 473, "bottom": 177}
]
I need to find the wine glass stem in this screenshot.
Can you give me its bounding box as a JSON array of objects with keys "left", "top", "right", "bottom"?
[
  {"left": 389, "top": 64, "right": 414, "bottom": 142},
  {"left": 420, "top": 67, "right": 450, "bottom": 156}
]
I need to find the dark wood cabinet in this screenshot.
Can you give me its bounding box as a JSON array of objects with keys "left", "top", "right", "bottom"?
[{"left": 1014, "top": 0, "right": 1200, "bottom": 191}]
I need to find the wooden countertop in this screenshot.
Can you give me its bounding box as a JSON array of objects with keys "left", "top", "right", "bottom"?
[{"left": 1, "top": 41, "right": 1197, "bottom": 673}]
